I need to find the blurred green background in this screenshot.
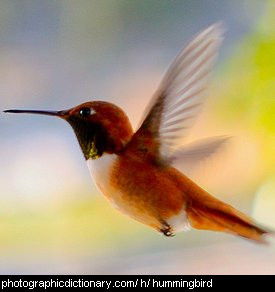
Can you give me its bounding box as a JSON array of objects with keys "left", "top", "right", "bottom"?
[{"left": 0, "top": 0, "right": 274, "bottom": 274}]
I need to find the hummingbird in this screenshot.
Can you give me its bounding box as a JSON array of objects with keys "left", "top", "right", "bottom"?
[{"left": 4, "top": 24, "right": 270, "bottom": 243}]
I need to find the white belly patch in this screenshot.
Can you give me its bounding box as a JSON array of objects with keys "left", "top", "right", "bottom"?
[
  {"left": 87, "top": 154, "right": 117, "bottom": 195},
  {"left": 167, "top": 209, "right": 190, "bottom": 233}
]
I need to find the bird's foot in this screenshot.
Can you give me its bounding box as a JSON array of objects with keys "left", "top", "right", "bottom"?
[{"left": 160, "top": 222, "right": 175, "bottom": 237}]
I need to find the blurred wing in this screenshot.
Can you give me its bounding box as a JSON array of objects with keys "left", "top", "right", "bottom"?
[
  {"left": 133, "top": 23, "right": 224, "bottom": 164},
  {"left": 172, "top": 136, "right": 230, "bottom": 168}
]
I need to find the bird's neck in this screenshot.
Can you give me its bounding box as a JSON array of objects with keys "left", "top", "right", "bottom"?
[{"left": 68, "top": 118, "right": 133, "bottom": 160}]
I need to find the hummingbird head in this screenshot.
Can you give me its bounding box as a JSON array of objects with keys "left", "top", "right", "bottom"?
[{"left": 4, "top": 101, "right": 133, "bottom": 160}]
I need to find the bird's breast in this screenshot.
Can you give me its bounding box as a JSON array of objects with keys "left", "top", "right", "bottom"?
[
  {"left": 86, "top": 153, "right": 117, "bottom": 197},
  {"left": 86, "top": 153, "right": 153, "bottom": 222},
  {"left": 87, "top": 153, "right": 137, "bottom": 214},
  {"left": 86, "top": 153, "right": 190, "bottom": 233}
]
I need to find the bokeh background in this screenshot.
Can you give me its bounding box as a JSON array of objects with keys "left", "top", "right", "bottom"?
[{"left": 0, "top": 0, "right": 274, "bottom": 274}]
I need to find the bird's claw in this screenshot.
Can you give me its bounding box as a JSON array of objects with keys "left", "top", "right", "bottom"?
[{"left": 160, "top": 223, "right": 174, "bottom": 237}]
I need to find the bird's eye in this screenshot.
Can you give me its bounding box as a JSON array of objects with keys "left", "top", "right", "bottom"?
[{"left": 79, "top": 107, "right": 91, "bottom": 117}]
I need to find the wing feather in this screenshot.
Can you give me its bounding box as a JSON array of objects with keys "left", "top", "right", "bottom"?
[{"left": 132, "top": 23, "right": 224, "bottom": 164}]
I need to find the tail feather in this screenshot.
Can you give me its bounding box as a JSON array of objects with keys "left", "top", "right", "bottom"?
[{"left": 187, "top": 193, "right": 269, "bottom": 243}]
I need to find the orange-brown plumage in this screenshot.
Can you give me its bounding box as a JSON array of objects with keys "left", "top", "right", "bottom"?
[
  {"left": 4, "top": 23, "right": 271, "bottom": 243},
  {"left": 108, "top": 148, "right": 268, "bottom": 241},
  {"left": 110, "top": 153, "right": 186, "bottom": 230}
]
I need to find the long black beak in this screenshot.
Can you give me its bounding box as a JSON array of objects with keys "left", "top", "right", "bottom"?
[{"left": 3, "top": 109, "right": 68, "bottom": 118}]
